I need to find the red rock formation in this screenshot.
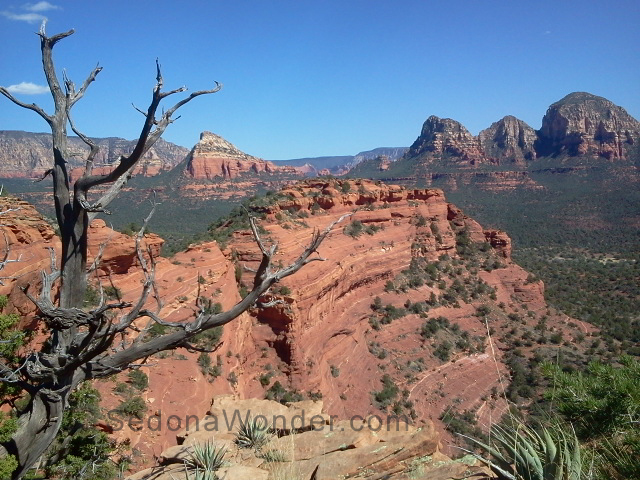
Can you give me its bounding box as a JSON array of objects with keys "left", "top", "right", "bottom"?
[
  {"left": 185, "top": 131, "right": 302, "bottom": 180},
  {"left": 537, "top": 92, "right": 640, "bottom": 159},
  {"left": 0, "top": 184, "right": 590, "bottom": 466},
  {"left": 0, "top": 196, "right": 60, "bottom": 319},
  {"left": 478, "top": 115, "right": 537, "bottom": 164},
  {"left": 87, "top": 220, "right": 164, "bottom": 275},
  {"left": 407, "top": 116, "right": 489, "bottom": 166}
]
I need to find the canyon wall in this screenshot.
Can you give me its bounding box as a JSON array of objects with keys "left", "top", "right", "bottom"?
[{"left": 0, "top": 181, "right": 591, "bottom": 465}]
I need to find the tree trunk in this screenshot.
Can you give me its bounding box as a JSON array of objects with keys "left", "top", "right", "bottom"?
[
  {"left": 59, "top": 204, "right": 89, "bottom": 309},
  {"left": 8, "top": 387, "right": 69, "bottom": 480}
]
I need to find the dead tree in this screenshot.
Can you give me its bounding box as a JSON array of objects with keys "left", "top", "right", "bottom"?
[{"left": 0, "top": 25, "right": 342, "bottom": 479}]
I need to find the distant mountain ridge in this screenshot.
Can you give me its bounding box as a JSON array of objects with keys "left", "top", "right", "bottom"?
[
  {"left": 0, "top": 130, "right": 189, "bottom": 178},
  {"left": 271, "top": 147, "right": 408, "bottom": 173},
  {"left": 353, "top": 92, "right": 639, "bottom": 181},
  {"left": 406, "top": 92, "right": 639, "bottom": 168},
  {"left": 2, "top": 92, "right": 637, "bottom": 181}
]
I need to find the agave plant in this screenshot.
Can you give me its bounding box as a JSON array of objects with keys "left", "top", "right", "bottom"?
[
  {"left": 594, "top": 434, "right": 640, "bottom": 480},
  {"left": 175, "top": 465, "right": 217, "bottom": 480},
  {"left": 185, "top": 440, "right": 226, "bottom": 474},
  {"left": 459, "top": 421, "right": 582, "bottom": 480},
  {"left": 235, "top": 415, "right": 272, "bottom": 450}
]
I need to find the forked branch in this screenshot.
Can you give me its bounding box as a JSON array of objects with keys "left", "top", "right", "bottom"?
[
  {"left": 77, "top": 61, "right": 222, "bottom": 220},
  {"left": 84, "top": 213, "right": 349, "bottom": 378}
]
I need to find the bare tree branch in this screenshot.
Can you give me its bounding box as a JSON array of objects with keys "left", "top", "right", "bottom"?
[
  {"left": 69, "top": 63, "right": 103, "bottom": 107},
  {"left": 81, "top": 213, "right": 349, "bottom": 378},
  {"left": 33, "top": 169, "right": 54, "bottom": 183},
  {"left": 0, "top": 87, "right": 51, "bottom": 124},
  {"left": 83, "top": 70, "right": 221, "bottom": 220}
]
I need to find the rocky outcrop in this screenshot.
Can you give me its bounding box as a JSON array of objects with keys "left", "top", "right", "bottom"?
[
  {"left": 0, "top": 196, "right": 60, "bottom": 319},
  {"left": 536, "top": 92, "right": 640, "bottom": 159},
  {"left": 0, "top": 186, "right": 589, "bottom": 469},
  {"left": 87, "top": 220, "right": 164, "bottom": 275},
  {"left": 407, "top": 116, "right": 488, "bottom": 166},
  {"left": 185, "top": 131, "right": 301, "bottom": 180},
  {"left": 222, "top": 179, "right": 575, "bottom": 436},
  {"left": 478, "top": 115, "right": 537, "bottom": 164},
  {"left": 393, "top": 92, "right": 639, "bottom": 181},
  {"left": 0, "top": 131, "right": 188, "bottom": 178},
  {"left": 127, "top": 395, "right": 490, "bottom": 480},
  {"left": 407, "top": 115, "right": 538, "bottom": 167}
]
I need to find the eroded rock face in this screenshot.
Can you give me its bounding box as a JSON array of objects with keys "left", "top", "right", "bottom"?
[
  {"left": 478, "top": 115, "right": 537, "bottom": 164},
  {"left": 407, "top": 116, "right": 487, "bottom": 165},
  {"left": 537, "top": 92, "right": 640, "bottom": 159},
  {"left": 0, "top": 196, "right": 60, "bottom": 318},
  {"left": 87, "top": 220, "right": 164, "bottom": 275},
  {"left": 127, "top": 395, "right": 490, "bottom": 480},
  {"left": 0, "top": 185, "right": 590, "bottom": 469},
  {"left": 407, "top": 115, "right": 539, "bottom": 166},
  {"left": 185, "top": 131, "right": 301, "bottom": 180},
  {"left": 0, "top": 131, "right": 188, "bottom": 178}
]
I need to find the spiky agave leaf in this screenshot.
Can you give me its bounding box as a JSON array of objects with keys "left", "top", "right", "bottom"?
[
  {"left": 458, "top": 421, "right": 583, "bottom": 480},
  {"left": 235, "top": 415, "right": 271, "bottom": 450},
  {"left": 186, "top": 440, "right": 226, "bottom": 472},
  {"left": 173, "top": 465, "right": 217, "bottom": 480}
]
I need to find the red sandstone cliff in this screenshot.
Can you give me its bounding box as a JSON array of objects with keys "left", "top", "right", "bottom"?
[
  {"left": 537, "top": 92, "right": 640, "bottom": 159},
  {"left": 185, "top": 131, "right": 302, "bottom": 180},
  {"left": 0, "top": 184, "right": 592, "bottom": 465}
]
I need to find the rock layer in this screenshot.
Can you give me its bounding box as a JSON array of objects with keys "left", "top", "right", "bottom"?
[
  {"left": 0, "top": 131, "right": 188, "bottom": 178},
  {"left": 537, "top": 92, "right": 640, "bottom": 159},
  {"left": 478, "top": 115, "right": 537, "bottom": 163},
  {"left": 0, "top": 184, "right": 592, "bottom": 468},
  {"left": 185, "top": 131, "right": 301, "bottom": 180}
]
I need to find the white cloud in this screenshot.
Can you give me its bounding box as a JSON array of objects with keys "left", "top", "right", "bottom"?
[
  {"left": 0, "top": 10, "right": 46, "bottom": 23},
  {"left": 24, "top": 2, "right": 60, "bottom": 12},
  {"left": 5, "top": 82, "right": 50, "bottom": 95}
]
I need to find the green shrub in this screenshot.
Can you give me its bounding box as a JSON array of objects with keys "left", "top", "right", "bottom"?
[
  {"left": 433, "top": 341, "right": 452, "bottom": 362},
  {"left": 258, "top": 373, "right": 270, "bottom": 387},
  {"left": 104, "top": 285, "right": 122, "bottom": 300},
  {"left": 84, "top": 285, "right": 101, "bottom": 307},
  {"left": 265, "top": 381, "right": 303, "bottom": 404},
  {"left": 373, "top": 374, "right": 399, "bottom": 408},
  {"left": 186, "top": 440, "right": 226, "bottom": 473},
  {"left": 344, "top": 220, "right": 364, "bottom": 237},
  {"left": 117, "top": 395, "right": 147, "bottom": 419},
  {"left": 127, "top": 369, "right": 148, "bottom": 391},
  {"left": 193, "top": 326, "right": 223, "bottom": 349}
]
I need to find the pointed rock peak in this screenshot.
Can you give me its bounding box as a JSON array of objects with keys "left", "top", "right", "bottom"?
[
  {"left": 478, "top": 116, "right": 537, "bottom": 163},
  {"left": 192, "top": 131, "right": 257, "bottom": 160},
  {"left": 422, "top": 115, "right": 471, "bottom": 134},
  {"left": 185, "top": 131, "right": 296, "bottom": 180}
]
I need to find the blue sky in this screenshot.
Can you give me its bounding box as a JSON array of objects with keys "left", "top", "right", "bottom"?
[{"left": 1, "top": 1, "right": 638, "bottom": 159}]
